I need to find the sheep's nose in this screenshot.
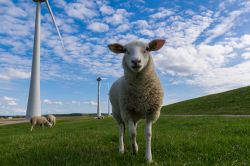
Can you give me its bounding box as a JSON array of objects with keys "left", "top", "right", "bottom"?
[{"left": 131, "top": 59, "right": 141, "bottom": 65}]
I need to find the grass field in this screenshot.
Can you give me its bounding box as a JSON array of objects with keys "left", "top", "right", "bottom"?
[
  {"left": 162, "top": 86, "right": 250, "bottom": 115},
  {"left": 1, "top": 116, "right": 250, "bottom": 165}
]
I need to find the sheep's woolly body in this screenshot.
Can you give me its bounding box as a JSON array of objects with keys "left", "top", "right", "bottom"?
[
  {"left": 47, "top": 115, "right": 56, "bottom": 126},
  {"left": 110, "top": 53, "right": 163, "bottom": 123},
  {"left": 30, "top": 116, "right": 49, "bottom": 125},
  {"left": 30, "top": 116, "right": 51, "bottom": 131}
]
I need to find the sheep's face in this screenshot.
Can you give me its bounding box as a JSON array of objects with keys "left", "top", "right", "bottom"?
[
  {"left": 108, "top": 39, "right": 165, "bottom": 73},
  {"left": 48, "top": 123, "right": 52, "bottom": 127},
  {"left": 124, "top": 42, "right": 149, "bottom": 72},
  {"left": 45, "top": 120, "right": 52, "bottom": 127}
]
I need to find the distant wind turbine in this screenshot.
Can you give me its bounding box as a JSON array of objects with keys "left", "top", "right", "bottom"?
[
  {"left": 26, "top": 0, "right": 64, "bottom": 119},
  {"left": 96, "top": 77, "right": 102, "bottom": 118}
]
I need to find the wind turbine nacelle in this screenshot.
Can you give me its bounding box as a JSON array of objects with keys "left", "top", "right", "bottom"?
[
  {"left": 97, "top": 77, "right": 102, "bottom": 81},
  {"left": 33, "top": 0, "right": 46, "bottom": 2}
]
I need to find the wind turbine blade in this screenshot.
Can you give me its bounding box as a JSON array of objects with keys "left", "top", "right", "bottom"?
[{"left": 45, "top": 0, "right": 65, "bottom": 49}]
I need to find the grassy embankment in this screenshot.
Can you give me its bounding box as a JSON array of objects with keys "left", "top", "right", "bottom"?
[{"left": 162, "top": 86, "right": 250, "bottom": 115}]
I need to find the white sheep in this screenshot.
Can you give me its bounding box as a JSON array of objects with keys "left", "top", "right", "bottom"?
[
  {"left": 30, "top": 116, "right": 52, "bottom": 131},
  {"left": 47, "top": 115, "right": 56, "bottom": 126},
  {"left": 108, "top": 39, "right": 165, "bottom": 163}
]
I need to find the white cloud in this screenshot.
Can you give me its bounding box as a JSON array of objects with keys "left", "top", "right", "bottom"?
[
  {"left": 87, "top": 22, "right": 109, "bottom": 32},
  {"left": 204, "top": 6, "right": 250, "bottom": 44},
  {"left": 0, "top": 4, "right": 27, "bottom": 18},
  {"left": 0, "top": 75, "right": 9, "bottom": 80},
  {"left": 149, "top": 10, "right": 213, "bottom": 47},
  {"left": 83, "top": 101, "right": 97, "bottom": 106},
  {"left": 241, "top": 52, "right": 250, "bottom": 59},
  {"left": 12, "top": 108, "right": 25, "bottom": 114},
  {"left": 116, "top": 24, "right": 130, "bottom": 33},
  {"left": 65, "top": 2, "right": 97, "bottom": 20},
  {"left": 70, "top": 100, "right": 98, "bottom": 106},
  {"left": 104, "top": 9, "right": 132, "bottom": 25},
  {"left": 187, "top": 60, "right": 250, "bottom": 93},
  {"left": 154, "top": 31, "right": 250, "bottom": 93},
  {"left": 43, "top": 99, "right": 63, "bottom": 105},
  {"left": 150, "top": 8, "right": 174, "bottom": 19},
  {"left": 0, "top": 53, "right": 31, "bottom": 65},
  {"left": 139, "top": 29, "right": 155, "bottom": 37},
  {"left": 0, "top": 68, "right": 30, "bottom": 81},
  {"left": 100, "top": 5, "right": 114, "bottom": 15},
  {"left": 0, "top": 107, "right": 25, "bottom": 116},
  {"left": 157, "top": 48, "right": 201, "bottom": 76},
  {"left": 198, "top": 44, "right": 233, "bottom": 67},
  {"left": 219, "top": 34, "right": 250, "bottom": 50},
  {"left": 54, "top": 101, "right": 63, "bottom": 105},
  {"left": 132, "top": 20, "right": 150, "bottom": 29},
  {"left": 71, "top": 100, "right": 80, "bottom": 104},
  {"left": 154, "top": 43, "right": 233, "bottom": 76},
  {"left": 43, "top": 99, "right": 52, "bottom": 105},
  {"left": 2, "top": 96, "right": 18, "bottom": 106}
]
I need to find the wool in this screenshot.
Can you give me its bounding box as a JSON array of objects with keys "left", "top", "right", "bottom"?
[
  {"left": 30, "top": 116, "right": 52, "bottom": 131},
  {"left": 110, "top": 56, "right": 163, "bottom": 123},
  {"left": 47, "top": 115, "right": 56, "bottom": 126}
]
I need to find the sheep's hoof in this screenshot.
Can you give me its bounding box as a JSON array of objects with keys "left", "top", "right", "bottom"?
[
  {"left": 146, "top": 155, "right": 153, "bottom": 164},
  {"left": 132, "top": 143, "right": 138, "bottom": 155},
  {"left": 147, "top": 160, "right": 158, "bottom": 165},
  {"left": 146, "top": 159, "right": 153, "bottom": 164},
  {"left": 119, "top": 150, "right": 124, "bottom": 154}
]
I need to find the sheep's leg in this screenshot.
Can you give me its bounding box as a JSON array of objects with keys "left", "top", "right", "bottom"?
[
  {"left": 30, "top": 125, "right": 34, "bottom": 131},
  {"left": 118, "top": 123, "right": 125, "bottom": 154},
  {"left": 128, "top": 120, "right": 138, "bottom": 154},
  {"left": 145, "top": 120, "right": 153, "bottom": 163}
]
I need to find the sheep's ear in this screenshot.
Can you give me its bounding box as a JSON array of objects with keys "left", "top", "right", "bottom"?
[
  {"left": 108, "top": 43, "right": 126, "bottom": 54},
  {"left": 147, "top": 39, "right": 165, "bottom": 51}
]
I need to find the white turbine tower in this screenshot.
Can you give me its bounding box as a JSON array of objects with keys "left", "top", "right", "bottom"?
[
  {"left": 26, "top": 0, "right": 64, "bottom": 119},
  {"left": 96, "top": 77, "right": 102, "bottom": 118}
]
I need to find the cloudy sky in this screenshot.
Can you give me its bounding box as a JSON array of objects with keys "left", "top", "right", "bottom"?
[{"left": 0, "top": 0, "right": 250, "bottom": 116}]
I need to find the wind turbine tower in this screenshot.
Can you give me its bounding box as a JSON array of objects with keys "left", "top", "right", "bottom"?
[
  {"left": 26, "top": 0, "right": 64, "bottom": 119},
  {"left": 96, "top": 77, "right": 102, "bottom": 118}
]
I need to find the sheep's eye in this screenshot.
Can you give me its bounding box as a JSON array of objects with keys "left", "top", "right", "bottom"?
[{"left": 143, "top": 49, "right": 147, "bottom": 53}]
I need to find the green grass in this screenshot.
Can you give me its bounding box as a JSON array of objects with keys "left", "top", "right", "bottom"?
[
  {"left": 1, "top": 116, "right": 250, "bottom": 165},
  {"left": 162, "top": 86, "right": 250, "bottom": 115}
]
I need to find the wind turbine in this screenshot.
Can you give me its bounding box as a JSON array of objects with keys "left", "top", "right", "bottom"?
[
  {"left": 96, "top": 77, "right": 102, "bottom": 118},
  {"left": 26, "top": 0, "right": 64, "bottom": 119}
]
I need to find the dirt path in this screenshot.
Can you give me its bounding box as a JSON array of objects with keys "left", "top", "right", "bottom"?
[
  {"left": 1, "top": 115, "right": 250, "bottom": 126},
  {"left": 0, "top": 119, "right": 29, "bottom": 126},
  {"left": 0, "top": 116, "right": 75, "bottom": 126}
]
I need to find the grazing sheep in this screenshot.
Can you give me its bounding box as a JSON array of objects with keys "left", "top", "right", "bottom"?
[
  {"left": 30, "top": 116, "right": 52, "bottom": 131},
  {"left": 47, "top": 115, "right": 56, "bottom": 126},
  {"left": 108, "top": 39, "right": 165, "bottom": 163}
]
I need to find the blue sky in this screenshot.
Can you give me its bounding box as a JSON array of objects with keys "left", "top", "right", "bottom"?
[{"left": 0, "top": 0, "right": 250, "bottom": 116}]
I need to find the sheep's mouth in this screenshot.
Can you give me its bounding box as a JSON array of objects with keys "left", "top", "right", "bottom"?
[{"left": 132, "top": 65, "right": 142, "bottom": 70}]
